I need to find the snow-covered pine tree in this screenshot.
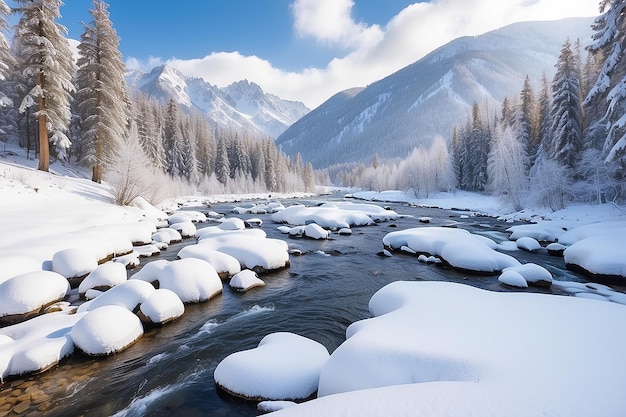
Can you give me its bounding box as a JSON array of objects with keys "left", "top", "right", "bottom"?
[
  {"left": 585, "top": 0, "right": 626, "bottom": 164},
  {"left": 76, "top": 0, "right": 131, "bottom": 183},
  {"left": 13, "top": 0, "right": 76, "bottom": 171},
  {"left": 549, "top": 38, "right": 584, "bottom": 170},
  {"left": 134, "top": 94, "right": 165, "bottom": 170},
  {"left": 487, "top": 123, "right": 528, "bottom": 211},
  {"left": 214, "top": 134, "right": 230, "bottom": 186},
  {"left": 467, "top": 101, "right": 490, "bottom": 191},
  {"left": 163, "top": 98, "right": 186, "bottom": 177},
  {"left": 0, "top": 0, "right": 13, "bottom": 109},
  {"left": 535, "top": 73, "right": 553, "bottom": 160},
  {"left": 519, "top": 75, "right": 538, "bottom": 166}
]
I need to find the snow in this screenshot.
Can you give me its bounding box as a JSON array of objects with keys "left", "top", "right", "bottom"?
[
  {"left": 498, "top": 269, "right": 528, "bottom": 288},
  {"left": 564, "top": 233, "right": 626, "bottom": 277},
  {"left": 303, "top": 223, "right": 329, "bottom": 239},
  {"left": 383, "top": 226, "right": 520, "bottom": 273},
  {"left": 271, "top": 203, "right": 392, "bottom": 229},
  {"left": 157, "top": 258, "right": 222, "bottom": 303},
  {"left": 270, "top": 281, "right": 626, "bottom": 417},
  {"left": 214, "top": 332, "right": 330, "bottom": 401},
  {"left": 51, "top": 247, "right": 98, "bottom": 279},
  {"left": 139, "top": 289, "right": 185, "bottom": 325},
  {"left": 177, "top": 245, "right": 242, "bottom": 278},
  {"left": 516, "top": 236, "right": 541, "bottom": 251},
  {"left": 77, "top": 279, "right": 155, "bottom": 313},
  {"left": 229, "top": 269, "right": 265, "bottom": 291},
  {"left": 0, "top": 271, "right": 70, "bottom": 318},
  {"left": 78, "top": 261, "right": 128, "bottom": 296},
  {"left": 70, "top": 305, "right": 143, "bottom": 355}
]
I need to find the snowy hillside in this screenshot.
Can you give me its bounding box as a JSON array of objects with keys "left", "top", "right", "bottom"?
[
  {"left": 276, "top": 17, "right": 594, "bottom": 169},
  {"left": 126, "top": 65, "right": 309, "bottom": 138}
]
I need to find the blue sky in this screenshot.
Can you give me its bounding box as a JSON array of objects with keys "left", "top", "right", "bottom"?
[{"left": 17, "top": 0, "right": 600, "bottom": 108}]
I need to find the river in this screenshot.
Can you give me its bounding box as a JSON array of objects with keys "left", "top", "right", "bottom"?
[{"left": 0, "top": 196, "right": 612, "bottom": 416}]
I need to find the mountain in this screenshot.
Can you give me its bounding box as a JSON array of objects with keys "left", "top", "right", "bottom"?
[
  {"left": 275, "top": 17, "right": 595, "bottom": 169},
  {"left": 125, "top": 65, "right": 309, "bottom": 138}
]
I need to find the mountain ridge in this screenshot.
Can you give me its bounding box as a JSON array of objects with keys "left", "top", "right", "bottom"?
[
  {"left": 125, "top": 65, "right": 309, "bottom": 138},
  {"left": 275, "top": 17, "right": 595, "bottom": 169}
]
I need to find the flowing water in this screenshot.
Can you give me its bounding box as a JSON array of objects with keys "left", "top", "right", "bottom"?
[{"left": 0, "top": 197, "right": 616, "bottom": 416}]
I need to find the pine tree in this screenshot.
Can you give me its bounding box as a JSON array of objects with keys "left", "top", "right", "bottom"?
[
  {"left": 468, "top": 102, "right": 490, "bottom": 191},
  {"left": 163, "top": 98, "right": 185, "bottom": 177},
  {"left": 76, "top": 0, "right": 130, "bottom": 183},
  {"left": 536, "top": 73, "right": 553, "bottom": 159},
  {"left": 585, "top": 0, "right": 626, "bottom": 163},
  {"left": 13, "top": 0, "right": 76, "bottom": 171},
  {"left": 519, "top": 75, "right": 538, "bottom": 164},
  {"left": 0, "top": 0, "right": 13, "bottom": 108},
  {"left": 214, "top": 134, "right": 230, "bottom": 186},
  {"left": 549, "top": 38, "right": 583, "bottom": 170}
]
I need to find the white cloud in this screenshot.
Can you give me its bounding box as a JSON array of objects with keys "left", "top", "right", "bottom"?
[{"left": 130, "top": 0, "right": 600, "bottom": 109}]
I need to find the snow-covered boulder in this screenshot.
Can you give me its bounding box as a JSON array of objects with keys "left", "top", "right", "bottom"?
[
  {"left": 157, "top": 258, "right": 222, "bottom": 303},
  {"left": 498, "top": 269, "right": 528, "bottom": 288},
  {"left": 138, "top": 289, "right": 185, "bottom": 325},
  {"left": 214, "top": 332, "right": 330, "bottom": 401},
  {"left": 272, "top": 205, "right": 375, "bottom": 229},
  {"left": 219, "top": 217, "right": 246, "bottom": 231},
  {"left": 229, "top": 270, "right": 265, "bottom": 292},
  {"left": 78, "top": 262, "right": 128, "bottom": 298},
  {"left": 504, "top": 263, "right": 552, "bottom": 287},
  {"left": 564, "top": 233, "right": 626, "bottom": 280},
  {"left": 77, "top": 279, "right": 155, "bottom": 313},
  {"left": 177, "top": 245, "right": 242, "bottom": 279},
  {"left": 169, "top": 221, "right": 196, "bottom": 238},
  {"left": 516, "top": 236, "right": 541, "bottom": 252},
  {"left": 383, "top": 227, "right": 519, "bottom": 274},
  {"left": 304, "top": 223, "right": 329, "bottom": 239},
  {"left": 151, "top": 230, "right": 172, "bottom": 244},
  {"left": 130, "top": 259, "right": 169, "bottom": 286},
  {"left": 0, "top": 271, "right": 70, "bottom": 325},
  {"left": 546, "top": 242, "right": 566, "bottom": 256},
  {"left": 199, "top": 230, "right": 290, "bottom": 274},
  {"left": 70, "top": 305, "right": 143, "bottom": 355},
  {"left": 51, "top": 247, "right": 98, "bottom": 283},
  {"left": 0, "top": 312, "right": 84, "bottom": 379},
  {"left": 157, "top": 228, "right": 182, "bottom": 243}
]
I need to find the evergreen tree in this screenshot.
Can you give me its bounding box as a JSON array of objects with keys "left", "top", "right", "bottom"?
[
  {"left": 487, "top": 124, "right": 528, "bottom": 210},
  {"left": 75, "top": 0, "right": 130, "bottom": 183},
  {"left": 519, "top": 75, "right": 539, "bottom": 164},
  {"left": 0, "top": 0, "right": 12, "bottom": 108},
  {"left": 585, "top": 0, "right": 626, "bottom": 163},
  {"left": 468, "top": 102, "right": 490, "bottom": 191},
  {"left": 549, "top": 38, "right": 583, "bottom": 169},
  {"left": 536, "top": 73, "right": 553, "bottom": 159},
  {"left": 13, "top": 0, "right": 76, "bottom": 171},
  {"left": 214, "top": 134, "right": 230, "bottom": 185},
  {"left": 163, "top": 98, "right": 186, "bottom": 177}
]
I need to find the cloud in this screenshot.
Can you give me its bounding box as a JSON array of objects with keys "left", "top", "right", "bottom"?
[{"left": 131, "top": 0, "right": 599, "bottom": 109}]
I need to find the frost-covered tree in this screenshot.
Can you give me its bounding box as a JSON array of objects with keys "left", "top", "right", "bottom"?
[
  {"left": 519, "top": 75, "right": 538, "bottom": 164},
  {"left": 163, "top": 98, "right": 186, "bottom": 177},
  {"left": 467, "top": 102, "right": 490, "bottom": 191},
  {"left": 585, "top": 0, "right": 626, "bottom": 163},
  {"left": 75, "top": 0, "right": 130, "bottom": 183},
  {"left": 549, "top": 38, "right": 583, "bottom": 169},
  {"left": 487, "top": 124, "right": 528, "bottom": 210},
  {"left": 214, "top": 134, "right": 230, "bottom": 186},
  {"left": 535, "top": 73, "right": 553, "bottom": 158},
  {"left": 13, "top": 0, "right": 76, "bottom": 171},
  {"left": 0, "top": 0, "right": 13, "bottom": 108}
]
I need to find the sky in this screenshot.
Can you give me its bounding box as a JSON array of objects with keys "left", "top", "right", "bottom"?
[{"left": 14, "top": 0, "right": 600, "bottom": 109}]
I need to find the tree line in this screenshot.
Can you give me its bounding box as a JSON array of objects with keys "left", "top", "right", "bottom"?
[
  {"left": 0, "top": 0, "right": 314, "bottom": 204},
  {"left": 335, "top": 1, "right": 626, "bottom": 210}
]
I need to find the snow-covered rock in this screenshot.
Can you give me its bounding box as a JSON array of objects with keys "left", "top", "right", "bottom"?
[
  {"left": 229, "top": 270, "right": 265, "bottom": 291},
  {"left": 157, "top": 227, "right": 182, "bottom": 243},
  {"left": 546, "top": 242, "right": 566, "bottom": 256},
  {"left": 138, "top": 288, "right": 185, "bottom": 325},
  {"left": 130, "top": 259, "right": 169, "bottom": 286},
  {"left": 70, "top": 305, "right": 143, "bottom": 355},
  {"left": 383, "top": 227, "right": 519, "bottom": 273},
  {"left": 516, "top": 236, "right": 541, "bottom": 252},
  {"left": 157, "top": 258, "right": 222, "bottom": 303},
  {"left": 498, "top": 269, "right": 528, "bottom": 288},
  {"left": 77, "top": 279, "right": 155, "bottom": 313},
  {"left": 169, "top": 221, "right": 196, "bottom": 238},
  {"left": 177, "top": 244, "right": 242, "bottom": 279},
  {"left": 78, "top": 262, "right": 128, "bottom": 297},
  {"left": 51, "top": 247, "right": 98, "bottom": 281},
  {"left": 504, "top": 263, "right": 552, "bottom": 287},
  {"left": 218, "top": 217, "right": 246, "bottom": 231},
  {"left": 0, "top": 271, "right": 70, "bottom": 324},
  {"left": 303, "top": 223, "right": 329, "bottom": 239},
  {"left": 564, "top": 233, "right": 626, "bottom": 279},
  {"left": 272, "top": 205, "right": 376, "bottom": 229},
  {"left": 214, "top": 332, "right": 330, "bottom": 401}
]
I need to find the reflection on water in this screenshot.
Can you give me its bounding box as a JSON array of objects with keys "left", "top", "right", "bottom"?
[{"left": 0, "top": 198, "right": 618, "bottom": 417}]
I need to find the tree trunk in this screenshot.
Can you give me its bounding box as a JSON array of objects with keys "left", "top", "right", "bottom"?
[
  {"left": 37, "top": 71, "right": 49, "bottom": 172},
  {"left": 92, "top": 86, "right": 103, "bottom": 183}
]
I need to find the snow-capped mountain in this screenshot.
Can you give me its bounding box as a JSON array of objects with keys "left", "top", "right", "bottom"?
[
  {"left": 275, "top": 17, "right": 595, "bottom": 169},
  {"left": 125, "top": 65, "right": 309, "bottom": 138}
]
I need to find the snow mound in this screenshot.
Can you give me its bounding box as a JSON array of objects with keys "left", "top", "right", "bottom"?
[
  {"left": 77, "top": 279, "right": 155, "bottom": 313},
  {"left": 51, "top": 247, "right": 98, "bottom": 280},
  {"left": 0, "top": 255, "right": 42, "bottom": 285},
  {"left": 0, "top": 271, "right": 70, "bottom": 322},
  {"left": 70, "top": 305, "right": 143, "bottom": 355},
  {"left": 169, "top": 221, "right": 196, "bottom": 238},
  {"left": 275, "top": 281, "right": 626, "bottom": 417},
  {"left": 130, "top": 259, "right": 169, "bottom": 285},
  {"left": 504, "top": 263, "right": 552, "bottom": 287},
  {"left": 177, "top": 244, "right": 242, "bottom": 278},
  {"left": 383, "top": 227, "right": 519, "bottom": 273},
  {"left": 139, "top": 288, "right": 185, "bottom": 325},
  {"left": 219, "top": 217, "right": 246, "bottom": 231},
  {"left": 157, "top": 258, "right": 222, "bottom": 303},
  {"left": 498, "top": 269, "right": 528, "bottom": 288},
  {"left": 214, "top": 332, "right": 330, "bottom": 401},
  {"left": 78, "top": 261, "right": 128, "bottom": 297},
  {"left": 229, "top": 270, "right": 265, "bottom": 291},
  {"left": 271, "top": 204, "right": 381, "bottom": 229},
  {"left": 564, "top": 233, "right": 626, "bottom": 279},
  {"left": 304, "top": 223, "right": 329, "bottom": 239}
]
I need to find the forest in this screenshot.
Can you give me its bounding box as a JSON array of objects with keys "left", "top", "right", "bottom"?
[
  {"left": 0, "top": 0, "right": 624, "bottom": 212},
  {"left": 0, "top": 0, "right": 315, "bottom": 205},
  {"left": 332, "top": 2, "right": 626, "bottom": 211}
]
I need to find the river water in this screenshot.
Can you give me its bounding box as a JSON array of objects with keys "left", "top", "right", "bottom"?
[{"left": 0, "top": 196, "right": 615, "bottom": 416}]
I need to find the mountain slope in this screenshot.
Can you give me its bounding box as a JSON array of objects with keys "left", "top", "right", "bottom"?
[
  {"left": 275, "top": 17, "right": 594, "bottom": 169},
  {"left": 126, "top": 65, "right": 309, "bottom": 138}
]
